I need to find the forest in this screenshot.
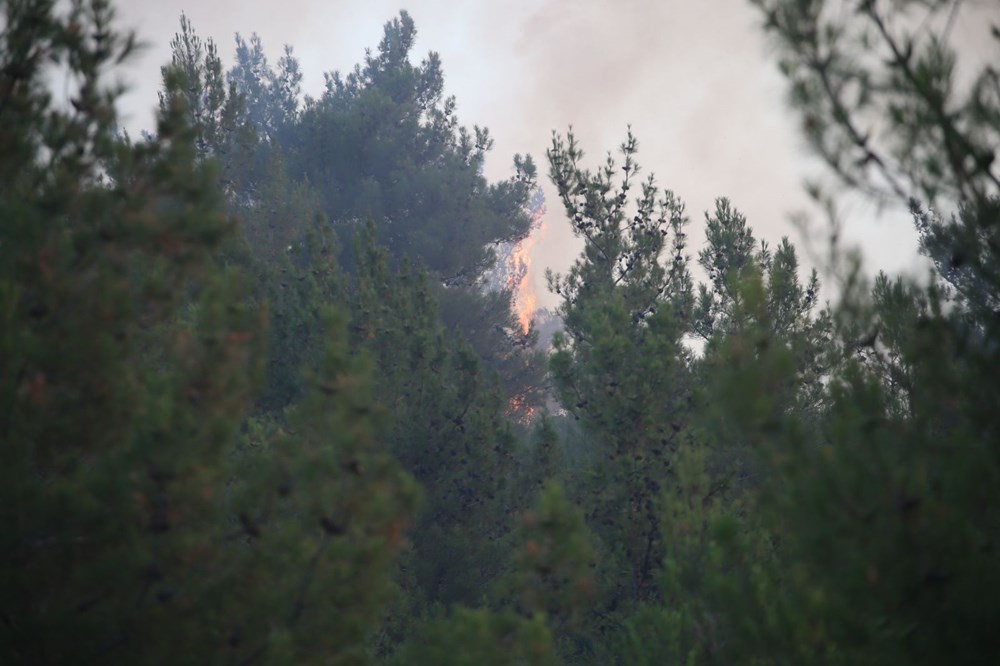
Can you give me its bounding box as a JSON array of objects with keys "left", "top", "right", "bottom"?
[{"left": 2, "top": 0, "right": 998, "bottom": 663}]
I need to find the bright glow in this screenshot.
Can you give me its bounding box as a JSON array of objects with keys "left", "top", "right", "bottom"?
[
  {"left": 507, "top": 204, "right": 546, "bottom": 335},
  {"left": 506, "top": 392, "right": 539, "bottom": 424}
]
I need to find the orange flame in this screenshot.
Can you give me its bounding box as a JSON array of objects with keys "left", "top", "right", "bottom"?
[
  {"left": 506, "top": 392, "right": 539, "bottom": 424},
  {"left": 509, "top": 206, "right": 546, "bottom": 335}
]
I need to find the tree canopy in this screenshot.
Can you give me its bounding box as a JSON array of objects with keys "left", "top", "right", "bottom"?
[{"left": 2, "top": 0, "right": 998, "bottom": 664}]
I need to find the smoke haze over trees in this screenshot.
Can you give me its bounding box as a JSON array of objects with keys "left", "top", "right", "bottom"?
[{"left": 2, "top": 0, "right": 998, "bottom": 664}]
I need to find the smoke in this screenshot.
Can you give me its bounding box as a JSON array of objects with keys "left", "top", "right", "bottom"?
[
  {"left": 497, "top": 0, "right": 823, "bottom": 306},
  {"left": 113, "top": 0, "right": 995, "bottom": 309}
]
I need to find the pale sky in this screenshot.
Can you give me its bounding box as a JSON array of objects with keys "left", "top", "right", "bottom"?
[{"left": 111, "top": 0, "right": 995, "bottom": 308}]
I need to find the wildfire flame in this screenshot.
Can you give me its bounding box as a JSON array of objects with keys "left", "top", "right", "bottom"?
[
  {"left": 506, "top": 391, "right": 538, "bottom": 424},
  {"left": 484, "top": 191, "right": 546, "bottom": 424},
  {"left": 507, "top": 203, "right": 546, "bottom": 335}
]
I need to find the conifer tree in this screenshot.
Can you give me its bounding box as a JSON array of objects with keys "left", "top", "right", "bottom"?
[
  {"left": 159, "top": 13, "right": 256, "bottom": 193},
  {"left": 210, "top": 13, "right": 548, "bottom": 419},
  {"left": 222, "top": 313, "right": 419, "bottom": 664},
  {"left": 228, "top": 32, "right": 302, "bottom": 142},
  {"left": 705, "top": 1, "right": 1000, "bottom": 662},
  {"left": 349, "top": 226, "right": 520, "bottom": 611},
  {"left": 545, "top": 128, "right": 830, "bottom": 663},
  {"left": 160, "top": 16, "right": 341, "bottom": 414},
  {"left": 285, "top": 11, "right": 537, "bottom": 282},
  {"left": 508, "top": 482, "right": 597, "bottom": 639},
  {"left": 1, "top": 3, "right": 418, "bottom": 662},
  {"left": 1, "top": 1, "right": 259, "bottom": 659},
  {"left": 547, "top": 129, "right": 695, "bottom": 607}
]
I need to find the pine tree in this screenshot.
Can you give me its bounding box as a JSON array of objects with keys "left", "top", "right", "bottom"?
[
  {"left": 1, "top": 1, "right": 260, "bottom": 659},
  {"left": 159, "top": 13, "right": 256, "bottom": 194},
  {"left": 545, "top": 128, "right": 831, "bottom": 663},
  {"left": 285, "top": 11, "right": 537, "bottom": 282},
  {"left": 547, "top": 129, "right": 695, "bottom": 608},
  {"left": 349, "top": 225, "right": 520, "bottom": 612},
  {"left": 221, "top": 312, "right": 419, "bottom": 664},
  {"left": 216, "top": 12, "right": 549, "bottom": 424},
  {"left": 228, "top": 32, "right": 302, "bottom": 142},
  {"left": 705, "top": 1, "right": 1000, "bottom": 662},
  {"left": 508, "top": 482, "right": 597, "bottom": 639},
  {"left": 1, "top": 4, "right": 418, "bottom": 662}
]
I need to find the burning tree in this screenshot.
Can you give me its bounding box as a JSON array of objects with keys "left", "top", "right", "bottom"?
[{"left": 484, "top": 188, "right": 547, "bottom": 335}]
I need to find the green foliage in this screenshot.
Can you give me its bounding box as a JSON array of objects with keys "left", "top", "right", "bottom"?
[
  {"left": 524, "top": 416, "right": 566, "bottom": 492},
  {"left": 1, "top": 4, "right": 417, "bottom": 663},
  {"left": 1, "top": 1, "right": 260, "bottom": 660},
  {"left": 694, "top": 205, "right": 832, "bottom": 438},
  {"left": 12, "top": 1, "right": 998, "bottom": 663},
  {"left": 694, "top": 198, "right": 820, "bottom": 339},
  {"left": 752, "top": 0, "right": 999, "bottom": 208},
  {"left": 508, "top": 482, "right": 597, "bottom": 629},
  {"left": 228, "top": 31, "right": 302, "bottom": 142},
  {"left": 157, "top": 12, "right": 554, "bottom": 656},
  {"left": 349, "top": 226, "right": 520, "bottom": 610},
  {"left": 391, "top": 607, "right": 558, "bottom": 666},
  {"left": 207, "top": 12, "right": 549, "bottom": 421},
  {"left": 227, "top": 146, "right": 342, "bottom": 412},
  {"left": 709, "top": 1, "right": 1000, "bottom": 663},
  {"left": 434, "top": 283, "right": 550, "bottom": 421},
  {"left": 159, "top": 12, "right": 256, "bottom": 191},
  {"left": 222, "top": 312, "right": 419, "bottom": 664},
  {"left": 285, "top": 11, "right": 537, "bottom": 282},
  {"left": 545, "top": 125, "right": 831, "bottom": 663},
  {"left": 703, "top": 269, "right": 1000, "bottom": 665},
  {"left": 548, "top": 128, "right": 693, "bottom": 327},
  {"left": 547, "top": 129, "right": 695, "bottom": 606}
]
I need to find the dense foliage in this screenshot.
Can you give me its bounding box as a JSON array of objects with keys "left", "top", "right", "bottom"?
[{"left": 2, "top": 0, "right": 997, "bottom": 664}]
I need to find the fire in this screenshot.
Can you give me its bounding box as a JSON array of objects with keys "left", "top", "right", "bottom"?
[
  {"left": 483, "top": 190, "right": 546, "bottom": 337},
  {"left": 506, "top": 392, "right": 539, "bottom": 424},
  {"left": 508, "top": 203, "right": 546, "bottom": 335},
  {"left": 490, "top": 191, "right": 546, "bottom": 424}
]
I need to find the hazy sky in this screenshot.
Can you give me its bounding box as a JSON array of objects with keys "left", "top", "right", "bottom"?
[{"left": 112, "top": 0, "right": 994, "bottom": 307}]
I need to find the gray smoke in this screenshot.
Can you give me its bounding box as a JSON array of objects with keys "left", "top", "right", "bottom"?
[{"left": 115, "top": 0, "right": 994, "bottom": 306}]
